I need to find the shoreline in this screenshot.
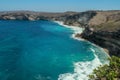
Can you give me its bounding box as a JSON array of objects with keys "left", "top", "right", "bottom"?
[
  {"left": 54, "top": 20, "right": 110, "bottom": 57},
  {"left": 54, "top": 21, "right": 85, "bottom": 41},
  {"left": 54, "top": 20, "right": 110, "bottom": 80}
]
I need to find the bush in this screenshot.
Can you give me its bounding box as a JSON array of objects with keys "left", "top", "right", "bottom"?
[{"left": 89, "top": 56, "right": 120, "bottom": 80}]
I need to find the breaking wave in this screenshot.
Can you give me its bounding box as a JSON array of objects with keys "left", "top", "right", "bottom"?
[{"left": 58, "top": 48, "right": 103, "bottom": 80}]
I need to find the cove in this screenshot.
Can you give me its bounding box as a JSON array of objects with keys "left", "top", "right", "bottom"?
[{"left": 0, "top": 20, "right": 108, "bottom": 80}]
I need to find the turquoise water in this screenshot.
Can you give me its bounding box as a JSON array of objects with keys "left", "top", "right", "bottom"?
[{"left": 0, "top": 20, "right": 108, "bottom": 80}]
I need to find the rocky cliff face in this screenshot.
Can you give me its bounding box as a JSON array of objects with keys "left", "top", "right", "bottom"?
[
  {"left": 0, "top": 11, "right": 96, "bottom": 25},
  {"left": 60, "top": 11, "right": 96, "bottom": 26},
  {"left": 0, "top": 11, "right": 77, "bottom": 21},
  {"left": 81, "top": 27, "right": 120, "bottom": 57},
  {"left": 0, "top": 10, "right": 120, "bottom": 56},
  {"left": 81, "top": 11, "right": 120, "bottom": 57}
]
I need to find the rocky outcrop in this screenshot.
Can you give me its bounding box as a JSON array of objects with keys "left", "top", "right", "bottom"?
[
  {"left": 61, "top": 11, "right": 96, "bottom": 26},
  {"left": 62, "top": 10, "right": 120, "bottom": 57},
  {"left": 81, "top": 27, "right": 120, "bottom": 57},
  {"left": 80, "top": 11, "right": 120, "bottom": 57}
]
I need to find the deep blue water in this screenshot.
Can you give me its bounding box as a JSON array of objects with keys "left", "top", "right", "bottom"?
[{"left": 0, "top": 20, "right": 108, "bottom": 80}]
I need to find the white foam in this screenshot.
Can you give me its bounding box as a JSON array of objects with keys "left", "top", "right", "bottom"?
[
  {"left": 54, "top": 21, "right": 108, "bottom": 80},
  {"left": 58, "top": 48, "right": 102, "bottom": 80},
  {"left": 54, "top": 21, "right": 84, "bottom": 41}
]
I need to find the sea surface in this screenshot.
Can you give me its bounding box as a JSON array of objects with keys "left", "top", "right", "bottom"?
[{"left": 0, "top": 20, "right": 108, "bottom": 80}]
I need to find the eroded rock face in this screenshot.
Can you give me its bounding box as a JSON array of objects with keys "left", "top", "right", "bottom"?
[
  {"left": 81, "top": 27, "right": 120, "bottom": 57},
  {"left": 80, "top": 11, "right": 120, "bottom": 57},
  {"left": 63, "top": 11, "right": 96, "bottom": 26},
  {"left": 0, "top": 11, "right": 96, "bottom": 24}
]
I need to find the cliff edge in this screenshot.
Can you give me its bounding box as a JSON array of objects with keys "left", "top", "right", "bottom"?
[{"left": 81, "top": 11, "right": 120, "bottom": 57}]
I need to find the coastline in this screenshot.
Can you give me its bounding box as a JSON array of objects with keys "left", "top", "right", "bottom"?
[
  {"left": 54, "top": 20, "right": 110, "bottom": 57},
  {"left": 54, "top": 21, "right": 85, "bottom": 41},
  {"left": 0, "top": 10, "right": 119, "bottom": 57},
  {"left": 0, "top": 10, "right": 119, "bottom": 80},
  {"left": 53, "top": 20, "right": 109, "bottom": 80}
]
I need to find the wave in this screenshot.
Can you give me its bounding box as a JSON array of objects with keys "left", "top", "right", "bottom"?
[
  {"left": 54, "top": 21, "right": 108, "bottom": 80},
  {"left": 54, "top": 21, "right": 84, "bottom": 41},
  {"left": 58, "top": 48, "right": 103, "bottom": 80}
]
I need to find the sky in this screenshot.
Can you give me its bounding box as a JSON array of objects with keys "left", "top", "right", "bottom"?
[{"left": 0, "top": 0, "right": 120, "bottom": 12}]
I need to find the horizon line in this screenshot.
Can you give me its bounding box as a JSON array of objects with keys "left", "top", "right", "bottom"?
[{"left": 0, "top": 9, "right": 120, "bottom": 13}]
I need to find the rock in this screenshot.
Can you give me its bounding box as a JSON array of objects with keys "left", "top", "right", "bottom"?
[
  {"left": 3, "top": 16, "right": 16, "bottom": 20},
  {"left": 28, "top": 15, "right": 36, "bottom": 21},
  {"left": 81, "top": 27, "right": 120, "bottom": 57}
]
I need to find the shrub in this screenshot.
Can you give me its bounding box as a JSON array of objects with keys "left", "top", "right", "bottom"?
[{"left": 89, "top": 56, "right": 120, "bottom": 80}]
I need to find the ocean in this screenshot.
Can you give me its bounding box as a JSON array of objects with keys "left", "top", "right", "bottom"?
[{"left": 0, "top": 20, "right": 108, "bottom": 80}]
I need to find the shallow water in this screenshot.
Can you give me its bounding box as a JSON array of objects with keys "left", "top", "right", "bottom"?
[{"left": 0, "top": 20, "right": 108, "bottom": 80}]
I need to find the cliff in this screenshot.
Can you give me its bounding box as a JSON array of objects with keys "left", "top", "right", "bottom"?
[
  {"left": 0, "top": 10, "right": 120, "bottom": 57},
  {"left": 81, "top": 11, "right": 120, "bottom": 57},
  {"left": 0, "top": 11, "right": 96, "bottom": 26},
  {"left": 0, "top": 11, "right": 77, "bottom": 21}
]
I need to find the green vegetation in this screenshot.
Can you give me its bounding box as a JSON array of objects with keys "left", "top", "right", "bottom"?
[{"left": 89, "top": 56, "right": 120, "bottom": 80}]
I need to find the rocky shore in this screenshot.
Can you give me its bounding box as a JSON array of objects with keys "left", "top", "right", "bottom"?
[
  {"left": 0, "top": 10, "right": 120, "bottom": 57},
  {"left": 80, "top": 27, "right": 120, "bottom": 57},
  {"left": 80, "top": 11, "right": 120, "bottom": 57}
]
